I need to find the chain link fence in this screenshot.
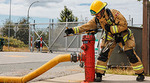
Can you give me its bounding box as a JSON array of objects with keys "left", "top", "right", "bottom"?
[
  {"left": 0, "top": 22, "right": 87, "bottom": 52},
  {"left": 0, "top": 18, "right": 135, "bottom": 52}
]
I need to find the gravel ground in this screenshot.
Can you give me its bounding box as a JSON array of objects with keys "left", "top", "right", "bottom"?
[{"left": 0, "top": 61, "right": 84, "bottom": 82}]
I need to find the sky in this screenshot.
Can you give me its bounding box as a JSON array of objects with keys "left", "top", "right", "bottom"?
[{"left": 0, "top": 0, "right": 143, "bottom": 25}]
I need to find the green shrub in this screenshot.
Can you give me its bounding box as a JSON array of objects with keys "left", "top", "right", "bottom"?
[{"left": 2, "top": 36, "right": 27, "bottom": 48}]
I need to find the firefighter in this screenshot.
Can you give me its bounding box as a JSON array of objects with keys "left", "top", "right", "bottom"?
[{"left": 65, "top": 0, "right": 145, "bottom": 82}]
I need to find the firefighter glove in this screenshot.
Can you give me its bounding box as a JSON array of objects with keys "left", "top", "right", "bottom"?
[
  {"left": 105, "top": 24, "right": 111, "bottom": 32},
  {"left": 114, "top": 34, "right": 122, "bottom": 43},
  {"left": 65, "top": 28, "right": 74, "bottom": 35}
]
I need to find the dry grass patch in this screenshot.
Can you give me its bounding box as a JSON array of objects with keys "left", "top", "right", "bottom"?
[
  {"left": 2, "top": 46, "right": 49, "bottom": 52},
  {"left": 106, "top": 67, "right": 135, "bottom": 75},
  {"left": 3, "top": 46, "right": 29, "bottom": 52}
]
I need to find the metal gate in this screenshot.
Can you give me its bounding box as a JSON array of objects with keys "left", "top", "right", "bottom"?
[{"left": 29, "top": 22, "right": 86, "bottom": 52}]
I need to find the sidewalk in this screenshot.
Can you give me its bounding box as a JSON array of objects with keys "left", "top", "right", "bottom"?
[{"left": 32, "top": 73, "right": 150, "bottom": 83}]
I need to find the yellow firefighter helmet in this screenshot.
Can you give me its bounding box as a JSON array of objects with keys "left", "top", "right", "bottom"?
[{"left": 90, "top": 0, "right": 107, "bottom": 15}]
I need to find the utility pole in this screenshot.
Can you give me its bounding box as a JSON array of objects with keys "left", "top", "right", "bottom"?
[
  {"left": 8, "top": 0, "right": 12, "bottom": 50},
  {"left": 142, "top": 0, "right": 149, "bottom": 75}
]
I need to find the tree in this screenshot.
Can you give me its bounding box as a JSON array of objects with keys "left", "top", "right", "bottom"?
[
  {"left": 58, "top": 6, "right": 78, "bottom": 22},
  {"left": 2, "top": 19, "right": 15, "bottom": 37},
  {"left": 16, "top": 18, "right": 29, "bottom": 44},
  {"left": 2, "top": 18, "right": 29, "bottom": 45}
]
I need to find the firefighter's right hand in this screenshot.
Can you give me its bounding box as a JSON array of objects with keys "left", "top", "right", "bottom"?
[{"left": 65, "top": 28, "right": 74, "bottom": 35}]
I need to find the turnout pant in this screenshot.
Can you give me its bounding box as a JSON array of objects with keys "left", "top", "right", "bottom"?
[{"left": 95, "top": 35, "right": 144, "bottom": 74}]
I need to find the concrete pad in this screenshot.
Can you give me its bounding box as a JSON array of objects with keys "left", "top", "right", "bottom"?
[
  {"left": 32, "top": 73, "right": 150, "bottom": 83},
  {"left": 33, "top": 73, "right": 85, "bottom": 83}
]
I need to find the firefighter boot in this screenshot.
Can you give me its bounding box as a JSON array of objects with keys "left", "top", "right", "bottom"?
[
  {"left": 95, "top": 73, "right": 102, "bottom": 82},
  {"left": 136, "top": 72, "right": 145, "bottom": 82}
]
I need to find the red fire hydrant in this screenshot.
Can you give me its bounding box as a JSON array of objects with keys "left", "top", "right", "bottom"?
[{"left": 71, "top": 34, "right": 95, "bottom": 82}]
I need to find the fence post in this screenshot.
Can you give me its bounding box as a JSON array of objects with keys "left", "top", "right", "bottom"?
[
  {"left": 131, "top": 18, "right": 133, "bottom": 26},
  {"left": 48, "top": 19, "right": 51, "bottom": 53},
  {"left": 65, "top": 19, "right": 68, "bottom": 52},
  {"left": 32, "top": 20, "right": 36, "bottom": 52},
  {"left": 77, "top": 35, "right": 79, "bottom": 51},
  {"left": 40, "top": 37, "right": 42, "bottom": 53},
  {"left": 29, "top": 24, "right": 31, "bottom": 50},
  {"left": 30, "top": 36, "right": 33, "bottom": 52}
]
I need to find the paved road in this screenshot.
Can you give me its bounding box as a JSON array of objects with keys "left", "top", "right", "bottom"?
[
  {"left": 0, "top": 52, "right": 67, "bottom": 64},
  {"left": 0, "top": 52, "right": 83, "bottom": 82}
]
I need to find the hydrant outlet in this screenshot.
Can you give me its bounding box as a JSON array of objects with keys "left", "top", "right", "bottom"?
[{"left": 71, "top": 52, "right": 79, "bottom": 62}]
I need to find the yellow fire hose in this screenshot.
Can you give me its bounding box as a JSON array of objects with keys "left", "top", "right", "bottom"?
[{"left": 0, "top": 54, "right": 71, "bottom": 83}]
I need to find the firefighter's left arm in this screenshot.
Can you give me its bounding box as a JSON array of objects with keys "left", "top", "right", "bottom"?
[{"left": 109, "top": 9, "right": 128, "bottom": 34}]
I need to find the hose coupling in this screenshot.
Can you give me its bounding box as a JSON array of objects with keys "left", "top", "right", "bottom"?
[{"left": 71, "top": 52, "right": 79, "bottom": 62}]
